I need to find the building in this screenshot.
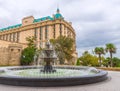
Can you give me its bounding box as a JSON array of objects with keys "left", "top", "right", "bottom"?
[{"left": 0, "top": 9, "right": 77, "bottom": 65}]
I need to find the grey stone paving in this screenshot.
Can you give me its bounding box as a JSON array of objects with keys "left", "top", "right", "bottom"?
[{"left": 0, "top": 71, "right": 119, "bottom": 91}]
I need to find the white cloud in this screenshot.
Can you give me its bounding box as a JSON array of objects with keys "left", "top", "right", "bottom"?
[{"left": 0, "top": 0, "right": 120, "bottom": 57}]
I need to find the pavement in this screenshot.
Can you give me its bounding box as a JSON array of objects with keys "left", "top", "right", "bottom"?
[{"left": 0, "top": 71, "right": 119, "bottom": 91}]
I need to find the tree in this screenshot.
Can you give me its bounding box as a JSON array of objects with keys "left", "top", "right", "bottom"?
[
  {"left": 105, "top": 43, "right": 116, "bottom": 67},
  {"left": 94, "top": 47, "right": 105, "bottom": 66},
  {"left": 26, "top": 36, "right": 36, "bottom": 47},
  {"left": 76, "top": 59, "right": 81, "bottom": 66},
  {"left": 112, "top": 57, "right": 120, "bottom": 67},
  {"left": 21, "top": 47, "right": 36, "bottom": 65},
  {"left": 102, "top": 57, "right": 111, "bottom": 67},
  {"left": 78, "top": 51, "right": 99, "bottom": 66},
  {"left": 50, "top": 36, "right": 74, "bottom": 65},
  {"left": 21, "top": 36, "right": 36, "bottom": 65},
  {"left": 103, "top": 57, "right": 120, "bottom": 67}
]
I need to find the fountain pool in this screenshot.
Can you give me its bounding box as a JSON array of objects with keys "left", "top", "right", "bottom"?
[{"left": 0, "top": 66, "right": 108, "bottom": 87}]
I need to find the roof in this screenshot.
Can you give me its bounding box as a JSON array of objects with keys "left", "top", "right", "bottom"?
[
  {"left": 0, "top": 24, "right": 22, "bottom": 31},
  {"left": 0, "top": 9, "right": 64, "bottom": 32},
  {"left": 54, "top": 13, "right": 63, "bottom": 19},
  {"left": 33, "top": 16, "right": 54, "bottom": 23}
]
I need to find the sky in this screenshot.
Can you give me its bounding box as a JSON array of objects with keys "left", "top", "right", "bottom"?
[{"left": 0, "top": 0, "right": 120, "bottom": 58}]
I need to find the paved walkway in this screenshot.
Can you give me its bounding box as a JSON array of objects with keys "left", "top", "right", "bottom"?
[{"left": 0, "top": 71, "right": 119, "bottom": 91}]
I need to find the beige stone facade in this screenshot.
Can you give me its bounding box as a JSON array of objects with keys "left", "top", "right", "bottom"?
[
  {"left": 0, "top": 44, "right": 22, "bottom": 66},
  {"left": 0, "top": 9, "right": 78, "bottom": 65}
]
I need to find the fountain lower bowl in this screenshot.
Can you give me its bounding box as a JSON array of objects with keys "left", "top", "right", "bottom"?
[{"left": 0, "top": 66, "right": 108, "bottom": 87}]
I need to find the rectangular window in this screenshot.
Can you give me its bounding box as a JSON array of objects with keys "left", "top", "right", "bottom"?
[
  {"left": 13, "top": 33, "right": 15, "bottom": 42},
  {"left": 9, "top": 34, "right": 11, "bottom": 41},
  {"left": 45, "top": 26, "right": 48, "bottom": 40},
  {"left": 17, "top": 32, "right": 20, "bottom": 43},
  {"left": 60, "top": 24, "right": 62, "bottom": 36},
  {"left": 64, "top": 26, "right": 66, "bottom": 35},
  {"left": 4, "top": 35, "right": 6, "bottom": 41},
  {"left": 39, "top": 42, "right": 43, "bottom": 48},
  {"left": 14, "top": 33, "right": 17, "bottom": 42},
  {"left": 7, "top": 34, "right": 9, "bottom": 41},
  {"left": 53, "top": 25, "right": 56, "bottom": 38},
  {"left": 6, "top": 34, "right": 8, "bottom": 41},
  {"left": 11, "top": 33, "right": 13, "bottom": 42},
  {"left": 3, "top": 35, "right": 5, "bottom": 40},
  {"left": 1, "top": 36, "right": 3, "bottom": 40},
  {"left": 34, "top": 28, "right": 37, "bottom": 40},
  {"left": 39, "top": 27, "right": 42, "bottom": 40}
]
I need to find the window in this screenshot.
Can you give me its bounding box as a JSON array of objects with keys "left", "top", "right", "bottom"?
[
  {"left": 6, "top": 34, "right": 8, "bottom": 41},
  {"left": 3, "top": 35, "right": 5, "bottom": 40},
  {"left": 53, "top": 25, "right": 56, "bottom": 38},
  {"left": 39, "top": 27, "right": 42, "bottom": 40},
  {"left": 13, "top": 33, "right": 15, "bottom": 42},
  {"left": 9, "top": 34, "right": 11, "bottom": 41},
  {"left": 34, "top": 28, "right": 37, "bottom": 40},
  {"left": 45, "top": 26, "right": 48, "bottom": 40},
  {"left": 60, "top": 24, "right": 62, "bottom": 36},
  {"left": 1, "top": 36, "right": 3, "bottom": 40},
  {"left": 18, "top": 49, "right": 20, "bottom": 52},
  {"left": 11, "top": 49, "right": 14, "bottom": 51},
  {"left": 64, "top": 26, "right": 66, "bottom": 35},
  {"left": 11, "top": 33, "right": 13, "bottom": 42},
  {"left": 17, "top": 32, "right": 20, "bottom": 42},
  {"left": 39, "top": 42, "right": 43, "bottom": 48},
  {"left": 4, "top": 35, "right": 6, "bottom": 40}
]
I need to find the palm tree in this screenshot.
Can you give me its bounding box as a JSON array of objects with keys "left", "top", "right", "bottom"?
[
  {"left": 94, "top": 47, "right": 105, "bottom": 66},
  {"left": 105, "top": 43, "right": 116, "bottom": 67},
  {"left": 50, "top": 36, "right": 74, "bottom": 64}
]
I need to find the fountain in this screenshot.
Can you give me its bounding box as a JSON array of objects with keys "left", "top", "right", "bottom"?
[
  {"left": 40, "top": 40, "right": 56, "bottom": 73},
  {"left": 0, "top": 41, "right": 108, "bottom": 87}
]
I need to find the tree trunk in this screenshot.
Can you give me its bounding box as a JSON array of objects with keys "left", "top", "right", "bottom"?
[
  {"left": 99, "top": 54, "right": 101, "bottom": 67},
  {"left": 110, "top": 52, "right": 113, "bottom": 67}
]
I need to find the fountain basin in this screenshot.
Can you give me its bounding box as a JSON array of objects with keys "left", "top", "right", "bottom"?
[{"left": 0, "top": 66, "right": 108, "bottom": 87}]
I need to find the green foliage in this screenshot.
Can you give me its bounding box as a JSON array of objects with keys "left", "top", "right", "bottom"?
[
  {"left": 112, "top": 57, "right": 120, "bottom": 67},
  {"left": 21, "top": 47, "right": 36, "bottom": 65},
  {"left": 76, "top": 59, "right": 81, "bottom": 66},
  {"left": 105, "top": 43, "right": 116, "bottom": 67},
  {"left": 105, "top": 43, "right": 116, "bottom": 53},
  {"left": 102, "top": 57, "right": 110, "bottom": 67},
  {"left": 26, "top": 36, "right": 36, "bottom": 47},
  {"left": 50, "top": 36, "right": 74, "bottom": 65},
  {"left": 103, "top": 57, "right": 120, "bottom": 67},
  {"left": 77, "top": 43, "right": 118, "bottom": 67},
  {"left": 21, "top": 36, "right": 36, "bottom": 65},
  {"left": 94, "top": 47, "right": 105, "bottom": 66},
  {"left": 78, "top": 51, "right": 99, "bottom": 66},
  {"left": 94, "top": 47, "right": 105, "bottom": 55}
]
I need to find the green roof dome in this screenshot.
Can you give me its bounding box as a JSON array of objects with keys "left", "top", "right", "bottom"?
[
  {"left": 54, "top": 13, "right": 63, "bottom": 19},
  {"left": 54, "top": 8, "right": 64, "bottom": 19}
]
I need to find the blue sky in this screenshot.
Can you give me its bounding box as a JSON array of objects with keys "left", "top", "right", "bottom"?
[{"left": 0, "top": 0, "right": 120, "bottom": 57}]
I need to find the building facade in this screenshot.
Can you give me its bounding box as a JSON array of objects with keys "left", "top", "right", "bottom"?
[
  {"left": 0, "top": 44, "right": 22, "bottom": 66},
  {"left": 0, "top": 9, "right": 77, "bottom": 65}
]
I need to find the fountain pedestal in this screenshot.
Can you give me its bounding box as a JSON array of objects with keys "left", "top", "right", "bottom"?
[{"left": 41, "top": 58, "right": 56, "bottom": 73}]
